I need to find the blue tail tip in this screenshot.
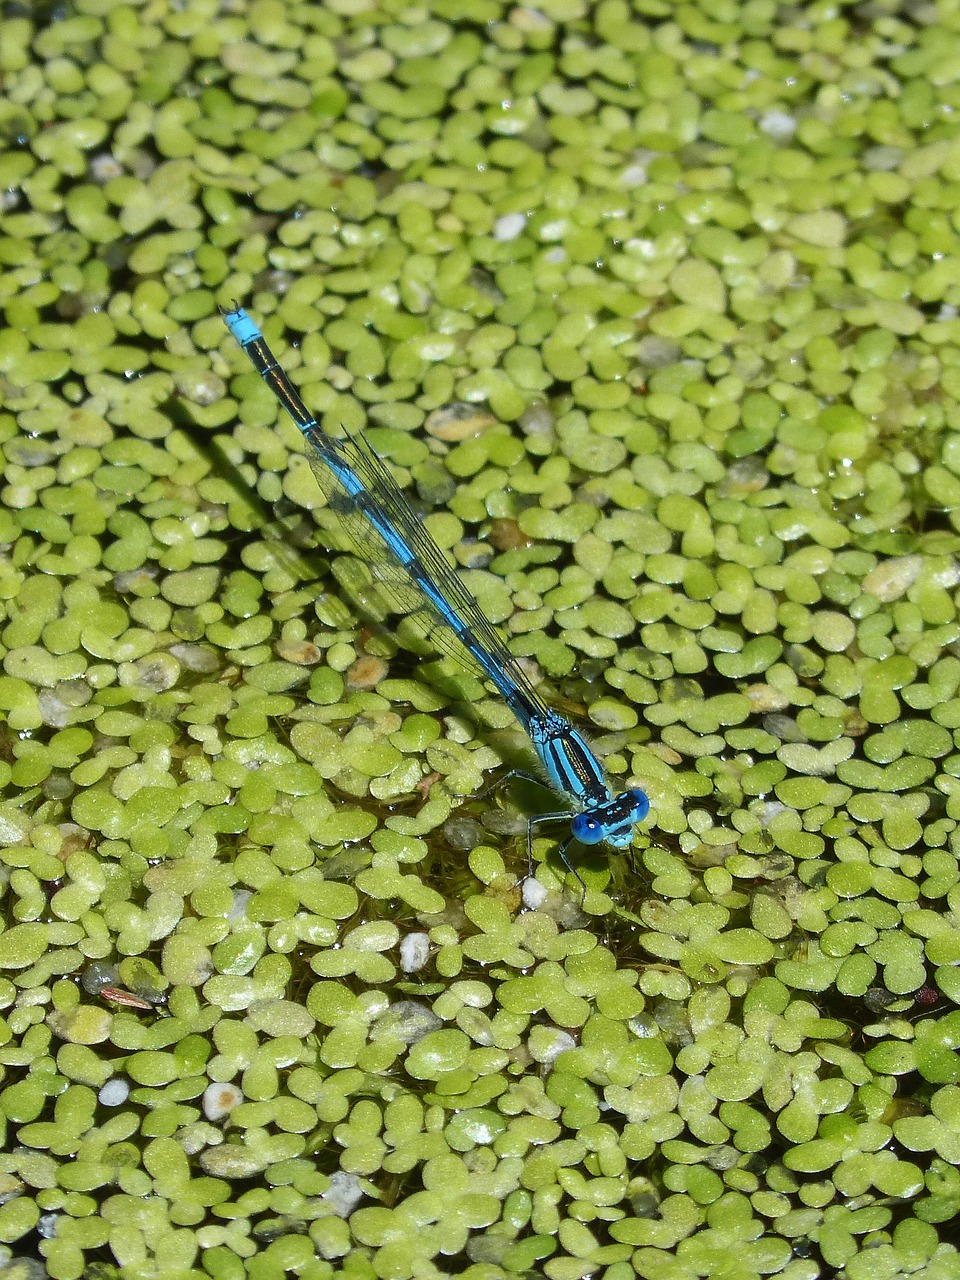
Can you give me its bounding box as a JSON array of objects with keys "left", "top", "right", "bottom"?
[{"left": 223, "top": 305, "right": 260, "bottom": 347}]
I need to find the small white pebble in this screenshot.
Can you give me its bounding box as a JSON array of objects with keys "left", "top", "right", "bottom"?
[
  {"left": 320, "top": 1171, "right": 365, "bottom": 1217},
  {"left": 98, "top": 1078, "right": 130, "bottom": 1107},
  {"left": 522, "top": 877, "right": 549, "bottom": 910},
  {"left": 90, "top": 152, "right": 123, "bottom": 181},
  {"left": 620, "top": 163, "right": 648, "bottom": 187},
  {"left": 759, "top": 110, "right": 796, "bottom": 138},
  {"left": 493, "top": 212, "right": 527, "bottom": 241},
  {"left": 399, "top": 932, "right": 431, "bottom": 973},
  {"left": 202, "top": 1081, "right": 244, "bottom": 1121}
]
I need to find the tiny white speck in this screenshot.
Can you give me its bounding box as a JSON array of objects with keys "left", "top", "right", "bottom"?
[
  {"left": 321, "top": 1170, "right": 365, "bottom": 1217},
  {"left": 759, "top": 111, "right": 796, "bottom": 138},
  {"left": 98, "top": 1078, "right": 130, "bottom": 1107},
  {"left": 400, "top": 932, "right": 431, "bottom": 973},
  {"left": 522, "top": 877, "right": 548, "bottom": 909},
  {"left": 202, "top": 1081, "right": 244, "bottom": 1121},
  {"left": 621, "top": 163, "right": 647, "bottom": 187},
  {"left": 494, "top": 212, "right": 528, "bottom": 241},
  {"left": 539, "top": 218, "right": 567, "bottom": 240}
]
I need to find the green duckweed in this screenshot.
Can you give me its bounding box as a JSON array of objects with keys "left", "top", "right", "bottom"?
[{"left": 2, "top": 2, "right": 960, "bottom": 1277}]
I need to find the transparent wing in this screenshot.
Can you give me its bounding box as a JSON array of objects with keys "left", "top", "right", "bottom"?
[{"left": 302, "top": 426, "right": 552, "bottom": 727}]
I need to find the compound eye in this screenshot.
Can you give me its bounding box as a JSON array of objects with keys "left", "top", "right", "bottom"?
[
  {"left": 630, "top": 790, "right": 651, "bottom": 822},
  {"left": 572, "top": 814, "right": 604, "bottom": 845}
]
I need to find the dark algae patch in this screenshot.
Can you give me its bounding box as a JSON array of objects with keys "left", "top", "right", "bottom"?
[{"left": 2, "top": 2, "right": 960, "bottom": 1278}]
